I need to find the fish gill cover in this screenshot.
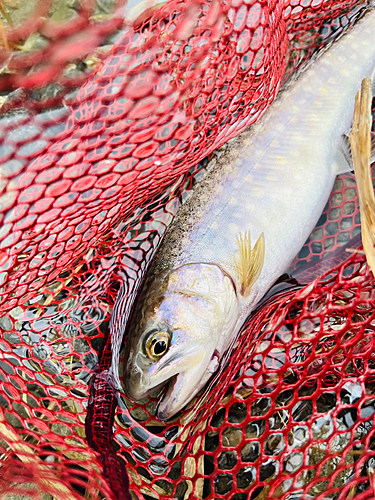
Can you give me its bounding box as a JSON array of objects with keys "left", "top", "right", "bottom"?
[{"left": 0, "top": 0, "right": 373, "bottom": 499}]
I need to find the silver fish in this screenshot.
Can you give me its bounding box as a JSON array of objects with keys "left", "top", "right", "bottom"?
[
  {"left": 122, "top": 0, "right": 167, "bottom": 24},
  {"left": 123, "top": 8, "right": 375, "bottom": 420}
]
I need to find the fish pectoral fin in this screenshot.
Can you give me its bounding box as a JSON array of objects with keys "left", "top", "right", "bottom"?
[
  {"left": 335, "top": 133, "right": 353, "bottom": 174},
  {"left": 337, "top": 131, "right": 375, "bottom": 175},
  {"left": 335, "top": 58, "right": 375, "bottom": 176},
  {"left": 234, "top": 231, "right": 265, "bottom": 297},
  {"left": 350, "top": 77, "right": 375, "bottom": 277}
]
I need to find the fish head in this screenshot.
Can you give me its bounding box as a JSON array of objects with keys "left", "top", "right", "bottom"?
[{"left": 124, "top": 263, "right": 239, "bottom": 420}]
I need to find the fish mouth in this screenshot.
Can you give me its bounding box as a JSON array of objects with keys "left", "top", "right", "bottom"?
[
  {"left": 124, "top": 354, "right": 183, "bottom": 403},
  {"left": 125, "top": 349, "right": 213, "bottom": 420},
  {"left": 156, "top": 374, "right": 181, "bottom": 421},
  {"left": 126, "top": 372, "right": 193, "bottom": 421},
  {"left": 125, "top": 377, "right": 166, "bottom": 402}
]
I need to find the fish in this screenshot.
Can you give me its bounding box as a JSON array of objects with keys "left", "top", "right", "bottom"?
[
  {"left": 123, "top": 8, "right": 375, "bottom": 421},
  {"left": 122, "top": 0, "right": 168, "bottom": 25}
]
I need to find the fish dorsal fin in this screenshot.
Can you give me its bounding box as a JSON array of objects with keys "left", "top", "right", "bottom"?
[
  {"left": 350, "top": 77, "right": 375, "bottom": 277},
  {"left": 234, "top": 231, "right": 265, "bottom": 297}
]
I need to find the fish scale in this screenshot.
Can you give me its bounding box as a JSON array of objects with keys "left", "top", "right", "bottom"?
[{"left": 124, "top": 8, "right": 375, "bottom": 420}]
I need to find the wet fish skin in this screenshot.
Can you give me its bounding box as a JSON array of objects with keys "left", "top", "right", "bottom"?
[
  {"left": 124, "top": 8, "right": 375, "bottom": 420},
  {"left": 122, "top": 0, "right": 167, "bottom": 24},
  {"left": 125, "top": 262, "right": 239, "bottom": 417}
]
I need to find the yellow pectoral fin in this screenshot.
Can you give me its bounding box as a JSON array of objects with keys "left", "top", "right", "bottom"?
[
  {"left": 349, "top": 78, "right": 375, "bottom": 277},
  {"left": 234, "top": 231, "right": 265, "bottom": 297}
]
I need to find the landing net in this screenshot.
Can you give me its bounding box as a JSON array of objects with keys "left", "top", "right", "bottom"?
[{"left": 0, "top": 0, "right": 373, "bottom": 499}]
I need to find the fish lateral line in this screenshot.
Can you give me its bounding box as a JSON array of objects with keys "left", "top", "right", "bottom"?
[{"left": 122, "top": 9, "right": 375, "bottom": 421}]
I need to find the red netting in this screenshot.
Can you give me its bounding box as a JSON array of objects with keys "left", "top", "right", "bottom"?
[{"left": 0, "top": 0, "right": 374, "bottom": 499}]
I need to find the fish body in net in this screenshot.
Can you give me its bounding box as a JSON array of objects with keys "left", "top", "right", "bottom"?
[
  {"left": 122, "top": 0, "right": 167, "bottom": 24},
  {"left": 123, "top": 8, "right": 375, "bottom": 420}
]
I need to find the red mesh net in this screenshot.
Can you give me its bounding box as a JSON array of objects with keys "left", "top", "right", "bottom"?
[{"left": 0, "top": 0, "right": 374, "bottom": 499}]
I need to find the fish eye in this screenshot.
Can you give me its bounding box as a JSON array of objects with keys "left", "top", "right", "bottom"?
[{"left": 145, "top": 330, "right": 171, "bottom": 360}]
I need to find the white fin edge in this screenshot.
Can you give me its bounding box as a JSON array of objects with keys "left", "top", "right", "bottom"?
[
  {"left": 334, "top": 133, "right": 353, "bottom": 174},
  {"left": 334, "top": 132, "right": 375, "bottom": 175}
]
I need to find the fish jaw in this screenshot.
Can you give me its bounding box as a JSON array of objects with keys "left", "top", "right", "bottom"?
[
  {"left": 157, "top": 361, "right": 217, "bottom": 420},
  {"left": 157, "top": 344, "right": 223, "bottom": 420},
  {"left": 124, "top": 263, "right": 240, "bottom": 418}
]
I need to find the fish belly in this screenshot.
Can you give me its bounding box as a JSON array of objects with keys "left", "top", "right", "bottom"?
[{"left": 179, "top": 8, "right": 375, "bottom": 315}]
